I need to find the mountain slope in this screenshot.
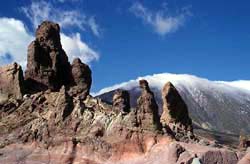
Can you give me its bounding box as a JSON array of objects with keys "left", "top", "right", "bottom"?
[{"left": 95, "top": 73, "right": 250, "bottom": 135}]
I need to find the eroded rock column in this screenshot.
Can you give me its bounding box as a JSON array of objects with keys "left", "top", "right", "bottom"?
[
  {"left": 136, "top": 79, "right": 162, "bottom": 131},
  {"left": 25, "top": 21, "right": 72, "bottom": 92},
  {"left": 160, "top": 82, "right": 193, "bottom": 139},
  {"left": 112, "top": 89, "right": 130, "bottom": 114}
]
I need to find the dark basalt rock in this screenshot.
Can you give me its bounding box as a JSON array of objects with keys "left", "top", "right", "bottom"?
[
  {"left": 25, "top": 21, "right": 72, "bottom": 92},
  {"left": 112, "top": 89, "right": 130, "bottom": 114},
  {"left": 160, "top": 82, "right": 193, "bottom": 139},
  {"left": 136, "top": 79, "right": 162, "bottom": 131}
]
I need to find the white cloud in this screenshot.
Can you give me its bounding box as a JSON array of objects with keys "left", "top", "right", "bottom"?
[
  {"left": 61, "top": 33, "right": 99, "bottom": 64},
  {"left": 88, "top": 17, "right": 100, "bottom": 37},
  {"left": 0, "top": 18, "right": 99, "bottom": 68},
  {"left": 218, "top": 80, "right": 250, "bottom": 91},
  {"left": 0, "top": 18, "right": 33, "bottom": 67},
  {"left": 21, "top": 0, "right": 100, "bottom": 37},
  {"left": 130, "top": 2, "right": 190, "bottom": 36},
  {"left": 57, "top": 0, "right": 80, "bottom": 3}
]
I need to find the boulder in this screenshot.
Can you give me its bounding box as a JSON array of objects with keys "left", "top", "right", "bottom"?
[
  {"left": 25, "top": 21, "right": 72, "bottom": 92},
  {"left": 160, "top": 82, "right": 193, "bottom": 139},
  {"left": 0, "top": 63, "right": 24, "bottom": 100},
  {"left": 112, "top": 89, "right": 130, "bottom": 114},
  {"left": 136, "top": 79, "right": 162, "bottom": 131}
]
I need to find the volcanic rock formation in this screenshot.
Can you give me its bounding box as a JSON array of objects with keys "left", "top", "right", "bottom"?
[
  {"left": 136, "top": 79, "right": 162, "bottom": 131},
  {"left": 25, "top": 21, "right": 72, "bottom": 92},
  {"left": 71, "top": 58, "right": 92, "bottom": 89},
  {"left": 160, "top": 82, "right": 193, "bottom": 139},
  {"left": 112, "top": 89, "right": 130, "bottom": 114},
  {"left": 0, "top": 63, "right": 24, "bottom": 100},
  {"left": 69, "top": 58, "right": 92, "bottom": 99}
]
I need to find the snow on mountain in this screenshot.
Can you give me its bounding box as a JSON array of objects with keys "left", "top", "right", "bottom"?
[
  {"left": 94, "top": 73, "right": 250, "bottom": 96},
  {"left": 95, "top": 73, "right": 250, "bottom": 135}
]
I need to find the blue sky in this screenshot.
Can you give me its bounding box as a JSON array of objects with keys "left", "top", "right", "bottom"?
[{"left": 0, "top": 0, "right": 249, "bottom": 92}]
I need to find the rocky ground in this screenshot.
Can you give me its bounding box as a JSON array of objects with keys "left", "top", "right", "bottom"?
[{"left": 0, "top": 21, "right": 249, "bottom": 164}]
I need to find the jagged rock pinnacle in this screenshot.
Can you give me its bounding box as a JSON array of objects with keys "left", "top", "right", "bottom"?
[
  {"left": 160, "top": 82, "right": 193, "bottom": 138},
  {"left": 24, "top": 21, "right": 92, "bottom": 97},
  {"left": 136, "top": 79, "right": 162, "bottom": 131},
  {"left": 71, "top": 58, "right": 92, "bottom": 94},
  {"left": 25, "top": 21, "right": 72, "bottom": 92},
  {"left": 112, "top": 89, "right": 130, "bottom": 114}
]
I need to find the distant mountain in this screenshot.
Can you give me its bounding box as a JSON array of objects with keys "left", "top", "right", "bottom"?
[{"left": 95, "top": 73, "right": 250, "bottom": 135}]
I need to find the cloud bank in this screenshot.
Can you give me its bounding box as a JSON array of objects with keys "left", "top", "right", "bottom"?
[
  {"left": 61, "top": 33, "right": 99, "bottom": 63},
  {"left": 0, "top": 18, "right": 33, "bottom": 67},
  {"left": 130, "top": 2, "right": 190, "bottom": 36}
]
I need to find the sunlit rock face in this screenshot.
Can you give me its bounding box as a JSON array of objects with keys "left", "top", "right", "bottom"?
[{"left": 0, "top": 62, "right": 24, "bottom": 100}]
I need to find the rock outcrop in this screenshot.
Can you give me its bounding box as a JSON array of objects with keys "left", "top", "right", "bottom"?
[
  {"left": 112, "top": 89, "right": 130, "bottom": 114},
  {"left": 160, "top": 82, "right": 193, "bottom": 139},
  {"left": 0, "top": 85, "right": 171, "bottom": 164},
  {"left": 69, "top": 58, "right": 92, "bottom": 99},
  {"left": 136, "top": 79, "right": 162, "bottom": 131},
  {"left": 25, "top": 21, "right": 72, "bottom": 92},
  {"left": 71, "top": 58, "right": 92, "bottom": 89},
  {"left": 0, "top": 63, "right": 24, "bottom": 100}
]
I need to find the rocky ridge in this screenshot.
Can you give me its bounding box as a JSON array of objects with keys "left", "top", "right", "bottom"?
[{"left": 0, "top": 21, "right": 248, "bottom": 164}]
